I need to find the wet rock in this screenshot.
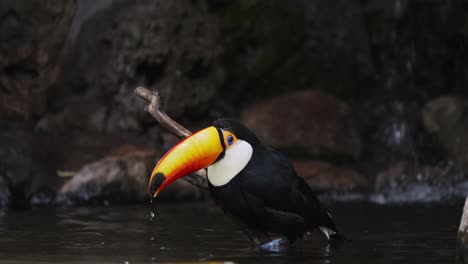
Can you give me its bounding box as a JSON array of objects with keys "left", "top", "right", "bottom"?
[
  {"left": 242, "top": 90, "right": 361, "bottom": 160},
  {"left": 0, "top": 123, "right": 58, "bottom": 209},
  {"left": 0, "top": 1, "right": 76, "bottom": 118},
  {"left": 423, "top": 96, "right": 468, "bottom": 172},
  {"left": 57, "top": 145, "right": 155, "bottom": 205},
  {"left": 57, "top": 145, "right": 204, "bottom": 205},
  {"left": 375, "top": 161, "right": 416, "bottom": 192},
  {"left": 51, "top": 0, "right": 224, "bottom": 133},
  {"left": 459, "top": 196, "right": 468, "bottom": 261},
  {"left": 292, "top": 160, "right": 368, "bottom": 192},
  {"left": 371, "top": 160, "right": 464, "bottom": 203},
  {"left": 374, "top": 160, "right": 458, "bottom": 191}
]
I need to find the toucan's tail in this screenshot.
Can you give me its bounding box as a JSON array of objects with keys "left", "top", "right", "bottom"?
[
  {"left": 318, "top": 210, "right": 346, "bottom": 241},
  {"left": 295, "top": 177, "right": 346, "bottom": 242},
  {"left": 318, "top": 225, "right": 346, "bottom": 241}
]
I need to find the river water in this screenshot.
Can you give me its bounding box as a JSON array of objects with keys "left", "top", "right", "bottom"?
[{"left": 0, "top": 202, "right": 462, "bottom": 264}]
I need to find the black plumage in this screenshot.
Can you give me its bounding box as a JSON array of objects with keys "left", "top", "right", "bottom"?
[{"left": 209, "top": 118, "right": 342, "bottom": 243}]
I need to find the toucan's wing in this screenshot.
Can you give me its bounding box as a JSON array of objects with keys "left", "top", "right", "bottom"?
[
  {"left": 239, "top": 187, "right": 306, "bottom": 241},
  {"left": 241, "top": 147, "right": 315, "bottom": 212},
  {"left": 241, "top": 147, "right": 339, "bottom": 238}
]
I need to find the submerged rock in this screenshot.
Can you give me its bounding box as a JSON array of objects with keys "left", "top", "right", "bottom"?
[{"left": 242, "top": 90, "right": 361, "bottom": 160}]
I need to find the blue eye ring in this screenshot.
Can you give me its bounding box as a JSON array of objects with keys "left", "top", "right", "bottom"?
[{"left": 227, "top": 135, "right": 234, "bottom": 146}]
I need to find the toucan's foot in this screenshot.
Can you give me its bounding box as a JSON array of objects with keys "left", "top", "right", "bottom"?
[{"left": 259, "top": 237, "right": 288, "bottom": 252}]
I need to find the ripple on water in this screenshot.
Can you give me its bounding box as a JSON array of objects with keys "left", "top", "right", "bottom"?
[{"left": 0, "top": 202, "right": 461, "bottom": 264}]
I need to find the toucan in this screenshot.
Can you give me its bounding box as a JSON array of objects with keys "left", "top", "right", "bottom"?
[{"left": 148, "top": 118, "right": 343, "bottom": 244}]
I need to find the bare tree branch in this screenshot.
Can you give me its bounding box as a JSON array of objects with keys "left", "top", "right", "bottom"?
[
  {"left": 134, "top": 86, "right": 208, "bottom": 190},
  {"left": 134, "top": 87, "right": 192, "bottom": 138}
]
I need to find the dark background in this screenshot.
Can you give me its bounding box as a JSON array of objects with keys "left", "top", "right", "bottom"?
[{"left": 1, "top": 0, "right": 468, "bottom": 209}]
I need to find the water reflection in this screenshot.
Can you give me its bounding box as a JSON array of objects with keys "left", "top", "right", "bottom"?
[{"left": 0, "top": 202, "right": 461, "bottom": 264}]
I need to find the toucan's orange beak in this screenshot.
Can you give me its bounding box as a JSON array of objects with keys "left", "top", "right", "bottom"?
[{"left": 148, "top": 126, "right": 223, "bottom": 198}]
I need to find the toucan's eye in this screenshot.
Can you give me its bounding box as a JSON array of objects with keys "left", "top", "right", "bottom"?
[
  {"left": 227, "top": 135, "right": 234, "bottom": 145},
  {"left": 221, "top": 130, "right": 237, "bottom": 147}
]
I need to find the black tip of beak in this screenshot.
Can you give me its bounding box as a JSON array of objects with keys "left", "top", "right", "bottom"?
[{"left": 150, "top": 172, "right": 166, "bottom": 197}]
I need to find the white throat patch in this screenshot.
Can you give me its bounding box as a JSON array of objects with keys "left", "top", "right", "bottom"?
[{"left": 207, "top": 139, "right": 253, "bottom": 187}]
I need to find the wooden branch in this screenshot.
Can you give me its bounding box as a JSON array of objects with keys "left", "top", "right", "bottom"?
[
  {"left": 135, "top": 87, "right": 192, "bottom": 139},
  {"left": 134, "top": 86, "right": 208, "bottom": 190}
]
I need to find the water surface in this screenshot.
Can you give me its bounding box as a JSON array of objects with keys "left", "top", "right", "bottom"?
[{"left": 0, "top": 202, "right": 461, "bottom": 263}]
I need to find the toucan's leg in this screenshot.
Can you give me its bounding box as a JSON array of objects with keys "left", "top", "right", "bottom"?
[
  {"left": 232, "top": 214, "right": 289, "bottom": 251},
  {"left": 233, "top": 216, "right": 271, "bottom": 245}
]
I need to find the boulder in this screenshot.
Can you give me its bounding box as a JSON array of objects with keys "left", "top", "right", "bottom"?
[
  {"left": 292, "top": 160, "right": 368, "bottom": 192},
  {"left": 57, "top": 145, "right": 154, "bottom": 205},
  {"left": 0, "top": 124, "right": 58, "bottom": 209},
  {"left": 50, "top": 0, "right": 224, "bottom": 133},
  {"left": 57, "top": 145, "right": 204, "bottom": 205},
  {"left": 422, "top": 96, "right": 468, "bottom": 173},
  {"left": 242, "top": 90, "right": 361, "bottom": 160},
  {"left": 0, "top": 1, "right": 76, "bottom": 118}
]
